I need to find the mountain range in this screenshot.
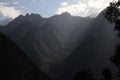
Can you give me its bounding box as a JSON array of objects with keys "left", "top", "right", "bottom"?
[{"left": 0, "top": 11, "right": 118, "bottom": 80}]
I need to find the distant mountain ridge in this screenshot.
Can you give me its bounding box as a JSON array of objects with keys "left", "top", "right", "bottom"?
[
  {"left": 0, "top": 13, "right": 92, "bottom": 69},
  {"left": 0, "top": 11, "right": 118, "bottom": 80}
]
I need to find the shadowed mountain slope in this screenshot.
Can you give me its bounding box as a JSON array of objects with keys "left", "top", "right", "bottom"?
[
  {"left": 0, "top": 32, "right": 51, "bottom": 80},
  {"left": 0, "top": 13, "right": 92, "bottom": 71},
  {"left": 0, "top": 11, "right": 118, "bottom": 80},
  {"left": 49, "top": 11, "right": 118, "bottom": 80},
  {"left": 0, "top": 18, "right": 12, "bottom": 26}
]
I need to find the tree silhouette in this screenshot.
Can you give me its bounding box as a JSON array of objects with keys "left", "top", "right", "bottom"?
[
  {"left": 102, "top": 68, "right": 112, "bottom": 80},
  {"left": 104, "top": 0, "right": 120, "bottom": 78},
  {"left": 74, "top": 69, "right": 97, "bottom": 80}
]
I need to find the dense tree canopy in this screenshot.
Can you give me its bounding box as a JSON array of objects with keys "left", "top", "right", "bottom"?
[
  {"left": 104, "top": 0, "right": 120, "bottom": 78},
  {"left": 102, "top": 68, "right": 112, "bottom": 80}
]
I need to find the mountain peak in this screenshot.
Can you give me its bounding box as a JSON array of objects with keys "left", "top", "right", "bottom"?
[
  {"left": 4, "top": 13, "right": 43, "bottom": 28},
  {"left": 25, "top": 13, "right": 42, "bottom": 18},
  {"left": 60, "top": 12, "right": 71, "bottom": 16}
]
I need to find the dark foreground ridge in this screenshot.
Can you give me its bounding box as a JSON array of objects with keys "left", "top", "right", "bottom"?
[{"left": 0, "top": 32, "right": 51, "bottom": 80}]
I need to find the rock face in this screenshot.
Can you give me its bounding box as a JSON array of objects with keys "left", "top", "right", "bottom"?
[
  {"left": 0, "top": 32, "right": 51, "bottom": 80},
  {"left": 0, "top": 12, "right": 118, "bottom": 80},
  {"left": 50, "top": 11, "right": 118, "bottom": 80},
  {"left": 0, "top": 13, "right": 92, "bottom": 71}
]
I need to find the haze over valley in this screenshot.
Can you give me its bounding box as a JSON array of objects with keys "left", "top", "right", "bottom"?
[{"left": 0, "top": 0, "right": 120, "bottom": 80}]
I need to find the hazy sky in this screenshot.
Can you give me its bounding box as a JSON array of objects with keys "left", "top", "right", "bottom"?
[{"left": 0, "top": 0, "right": 114, "bottom": 19}]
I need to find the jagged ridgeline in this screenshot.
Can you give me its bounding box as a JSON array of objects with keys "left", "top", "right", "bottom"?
[
  {"left": 0, "top": 11, "right": 118, "bottom": 80},
  {"left": 0, "top": 13, "right": 92, "bottom": 71}
]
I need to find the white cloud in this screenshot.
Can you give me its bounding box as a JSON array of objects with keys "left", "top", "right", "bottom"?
[
  {"left": 56, "top": 0, "right": 114, "bottom": 17},
  {"left": 0, "top": 2, "right": 8, "bottom": 5},
  {"left": 61, "top": 2, "right": 69, "bottom": 6},
  {"left": 20, "top": 6, "right": 25, "bottom": 9},
  {"left": 0, "top": 2, "right": 22, "bottom": 19}
]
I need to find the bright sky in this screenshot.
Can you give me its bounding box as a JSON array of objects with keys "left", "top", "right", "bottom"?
[{"left": 0, "top": 0, "right": 114, "bottom": 19}]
